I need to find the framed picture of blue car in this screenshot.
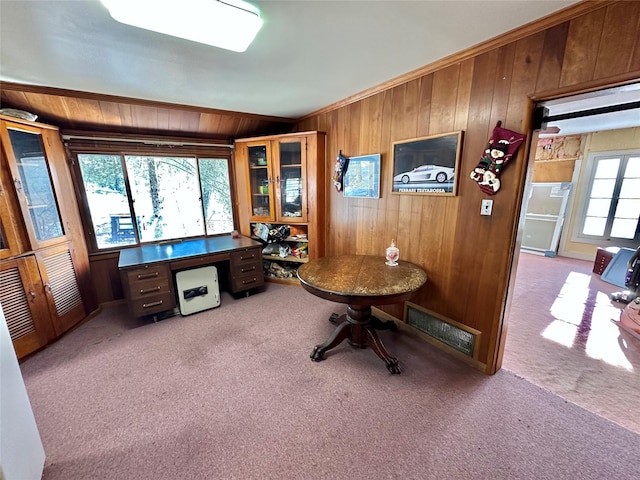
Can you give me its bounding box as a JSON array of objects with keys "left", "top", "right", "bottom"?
[
  {"left": 343, "top": 153, "right": 381, "bottom": 198},
  {"left": 392, "top": 131, "right": 463, "bottom": 196}
]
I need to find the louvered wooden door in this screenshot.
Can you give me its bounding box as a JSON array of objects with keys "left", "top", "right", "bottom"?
[
  {"left": 0, "top": 256, "right": 55, "bottom": 358},
  {"left": 36, "top": 242, "right": 86, "bottom": 336}
]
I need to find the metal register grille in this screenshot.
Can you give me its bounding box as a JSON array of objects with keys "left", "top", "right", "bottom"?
[{"left": 406, "top": 303, "right": 479, "bottom": 358}]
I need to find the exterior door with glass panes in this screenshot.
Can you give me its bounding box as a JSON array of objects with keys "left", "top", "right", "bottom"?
[
  {"left": 274, "top": 137, "right": 307, "bottom": 223},
  {"left": 246, "top": 141, "right": 275, "bottom": 221},
  {"left": 1, "top": 122, "right": 66, "bottom": 250}
]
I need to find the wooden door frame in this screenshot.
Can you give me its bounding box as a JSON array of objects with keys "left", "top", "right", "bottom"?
[{"left": 490, "top": 77, "right": 640, "bottom": 374}]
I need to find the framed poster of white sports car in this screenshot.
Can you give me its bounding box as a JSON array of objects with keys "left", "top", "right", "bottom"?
[{"left": 391, "top": 131, "right": 463, "bottom": 196}]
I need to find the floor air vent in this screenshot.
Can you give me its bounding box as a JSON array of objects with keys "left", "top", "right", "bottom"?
[{"left": 405, "top": 302, "right": 480, "bottom": 358}]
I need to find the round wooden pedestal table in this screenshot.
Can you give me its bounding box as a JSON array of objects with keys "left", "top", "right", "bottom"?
[{"left": 297, "top": 255, "right": 427, "bottom": 374}]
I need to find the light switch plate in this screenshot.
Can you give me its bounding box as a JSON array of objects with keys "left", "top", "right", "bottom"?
[{"left": 481, "top": 199, "right": 493, "bottom": 216}]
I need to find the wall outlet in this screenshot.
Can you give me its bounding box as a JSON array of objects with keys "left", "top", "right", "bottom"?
[{"left": 481, "top": 199, "right": 493, "bottom": 216}]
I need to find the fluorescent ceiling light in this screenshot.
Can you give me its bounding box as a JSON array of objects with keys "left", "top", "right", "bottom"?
[{"left": 100, "top": 0, "right": 263, "bottom": 52}]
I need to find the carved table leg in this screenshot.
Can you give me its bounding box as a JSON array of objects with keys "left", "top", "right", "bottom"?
[
  {"left": 310, "top": 320, "right": 351, "bottom": 361},
  {"left": 370, "top": 316, "right": 398, "bottom": 332},
  {"left": 365, "top": 327, "right": 401, "bottom": 374},
  {"left": 311, "top": 306, "right": 401, "bottom": 373}
]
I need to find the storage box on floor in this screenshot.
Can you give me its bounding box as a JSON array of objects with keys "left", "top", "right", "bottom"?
[
  {"left": 175, "top": 266, "right": 220, "bottom": 315},
  {"left": 593, "top": 247, "right": 620, "bottom": 275}
]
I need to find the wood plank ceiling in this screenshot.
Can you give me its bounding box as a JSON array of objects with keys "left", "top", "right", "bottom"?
[{"left": 0, "top": 82, "right": 296, "bottom": 141}]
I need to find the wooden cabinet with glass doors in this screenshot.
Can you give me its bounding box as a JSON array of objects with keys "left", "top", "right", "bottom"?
[
  {"left": 234, "top": 131, "right": 325, "bottom": 284},
  {"left": 0, "top": 114, "right": 96, "bottom": 358}
]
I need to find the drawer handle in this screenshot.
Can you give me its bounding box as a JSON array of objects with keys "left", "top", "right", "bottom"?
[
  {"left": 140, "top": 286, "right": 161, "bottom": 294},
  {"left": 242, "top": 277, "right": 257, "bottom": 285},
  {"left": 240, "top": 253, "right": 256, "bottom": 261},
  {"left": 137, "top": 272, "right": 159, "bottom": 280},
  {"left": 142, "top": 300, "right": 163, "bottom": 309},
  {"left": 240, "top": 265, "right": 256, "bottom": 273}
]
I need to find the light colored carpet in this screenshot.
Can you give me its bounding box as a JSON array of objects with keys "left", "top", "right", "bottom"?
[
  {"left": 20, "top": 281, "right": 640, "bottom": 480},
  {"left": 504, "top": 252, "right": 640, "bottom": 434}
]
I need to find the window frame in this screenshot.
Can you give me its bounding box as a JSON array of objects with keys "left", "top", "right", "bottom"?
[
  {"left": 65, "top": 135, "right": 238, "bottom": 254},
  {"left": 572, "top": 148, "right": 640, "bottom": 249}
]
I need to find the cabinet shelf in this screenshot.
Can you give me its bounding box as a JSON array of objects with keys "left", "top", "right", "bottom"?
[
  {"left": 263, "top": 253, "right": 308, "bottom": 264},
  {"left": 251, "top": 235, "right": 308, "bottom": 243}
]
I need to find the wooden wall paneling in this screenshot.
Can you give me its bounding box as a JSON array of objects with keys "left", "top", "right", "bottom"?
[
  {"left": 1, "top": 83, "right": 296, "bottom": 139},
  {"left": 388, "top": 80, "right": 420, "bottom": 262},
  {"left": 76, "top": 98, "right": 105, "bottom": 126},
  {"left": 356, "top": 95, "right": 384, "bottom": 255},
  {"left": 534, "top": 22, "right": 569, "bottom": 93},
  {"left": 116, "top": 102, "right": 134, "bottom": 128},
  {"left": 199, "top": 112, "right": 223, "bottom": 134},
  {"left": 98, "top": 100, "right": 124, "bottom": 127},
  {"left": 156, "top": 107, "right": 171, "bottom": 131},
  {"left": 445, "top": 51, "right": 501, "bottom": 359},
  {"left": 508, "top": 33, "right": 546, "bottom": 124},
  {"left": 382, "top": 85, "right": 413, "bottom": 254},
  {"left": 594, "top": 2, "right": 640, "bottom": 79},
  {"left": 415, "top": 75, "right": 434, "bottom": 137},
  {"left": 1, "top": 90, "right": 30, "bottom": 110},
  {"left": 180, "top": 110, "right": 202, "bottom": 133},
  {"left": 329, "top": 108, "right": 348, "bottom": 254},
  {"left": 352, "top": 100, "right": 372, "bottom": 255},
  {"left": 131, "top": 104, "right": 159, "bottom": 131},
  {"left": 89, "top": 253, "right": 124, "bottom": 304},
  {"left": 422, "top": 60, "right": 473, "bottom": 307},
  {"left": 559, "top": 8, "right": 606, "bottom": 87},
  {"left": 489, "top": 44, "right": 516, "bottom": 130},
  {"left": 343, "top": 102, "right": 362, "bottom": 253},
  {"left": 23, "top": 92, "right": 70, "bottom": 128},
  {"left": 429, "top": 64, "right": 460, "bottom": 134},
  {"left": 221, "top": 115, "right": 244, "bottom": 138},
  {"left": 453, "top": 60, "right": 474, "bottom": 134}
]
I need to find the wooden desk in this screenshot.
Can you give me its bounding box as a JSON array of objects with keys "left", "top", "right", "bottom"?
[
  {"left": 297, "top": 255, "right": 427, "bottom": 374},
  {"left": 118, "top": 235, "right": 264, "bottom": 317}
]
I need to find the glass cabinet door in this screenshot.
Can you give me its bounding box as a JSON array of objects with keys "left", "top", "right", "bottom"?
[
  {"left": 0, "top": 221, "right": 9, "bottom": 258},
  {"left": 247, "top": 143, "right": 273, "bottom": 220},
  {"left": 276, "top": 138, "right": 306, "bottom": 222},
  {"left": 6, "top": 126, "right": 65, "bottom": 247}
]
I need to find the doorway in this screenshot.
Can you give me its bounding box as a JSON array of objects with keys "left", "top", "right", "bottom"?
[{"left": 503, "top": 83, "right": 640, "bottom": 433}]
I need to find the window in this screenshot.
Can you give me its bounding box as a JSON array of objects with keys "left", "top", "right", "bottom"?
[
  {"left": 69, "top": 140, "right": 235, "bottom": 251},
  {"left": 577, "top": 151, "right": 640, "bottom": 247}
]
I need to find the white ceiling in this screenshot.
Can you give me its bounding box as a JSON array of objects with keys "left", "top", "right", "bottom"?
[{"left": 0, "top": 0, "right": 582, "bottom": 119}]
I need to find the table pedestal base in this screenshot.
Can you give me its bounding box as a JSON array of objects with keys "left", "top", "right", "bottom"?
[{"left": 310, "top": 305, "right": 401, "bottom": 374}]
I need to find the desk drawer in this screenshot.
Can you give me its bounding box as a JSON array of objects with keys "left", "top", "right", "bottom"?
[
  {"left": 129, "top": 276, "right": 173, "bottom": 300},
  {"left": 130, "top": 292, "right": 176, "bottom": 317},
  {"left": 231, "top": 272, "right": 264, "bottom": 292},
  {"left": 126, "top": 264, "right": 171, "bottom": 284},
  {"left": 229, "top": 246, "right": 263, "bottom": 293},
  {"left": 230, "top": 247, "right": 261, "bottom": 266}
]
